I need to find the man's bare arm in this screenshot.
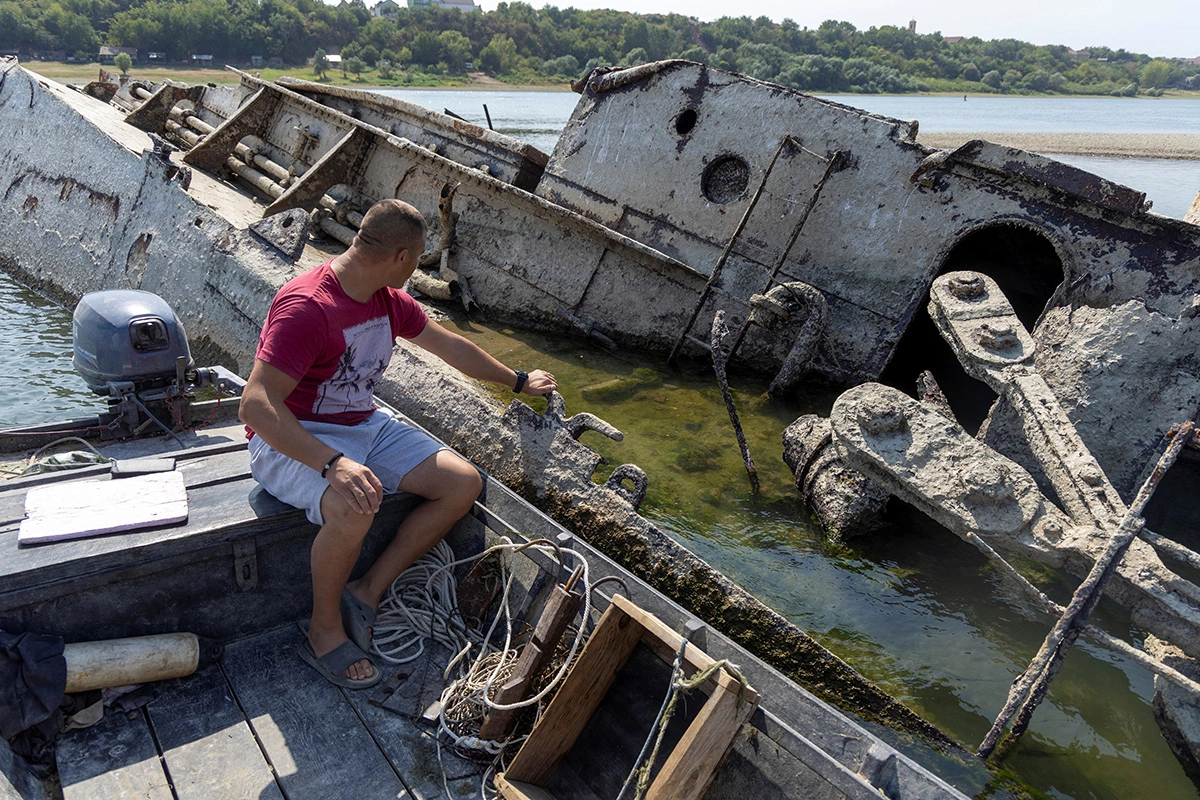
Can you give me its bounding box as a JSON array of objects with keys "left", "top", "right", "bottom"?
[
  {"left": 239, "top": 359, "right": 383, "bottom": 514},
  {"left": 410, "top": 320, "right": 557, "bottom": 395}
]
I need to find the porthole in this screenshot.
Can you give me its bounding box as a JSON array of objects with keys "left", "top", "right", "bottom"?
[
  {"left": 675, "top": 108, "right": 698, "bottom": 136},
  {"left": 701, "top": 155, "right": 749, "bottom": 204}
]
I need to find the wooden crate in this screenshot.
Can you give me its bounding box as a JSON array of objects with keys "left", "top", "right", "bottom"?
[{"left": 495, "top": 593, "right": 759, "bottom": 800}]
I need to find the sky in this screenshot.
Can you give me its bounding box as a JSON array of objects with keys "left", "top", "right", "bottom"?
[{"left": 472, "top": 0, "right": 1200, "bottom": 59}]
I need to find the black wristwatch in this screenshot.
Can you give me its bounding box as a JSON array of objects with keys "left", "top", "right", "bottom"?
[{"left": 513, "top": 370, "right": 528, "bottom": 393}]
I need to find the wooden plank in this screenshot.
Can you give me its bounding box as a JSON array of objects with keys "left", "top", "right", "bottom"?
[
  {"left": 147, "top": 662, "right": 284, "bottom": 800},
  {"left": 19, "top": 471, "right": 189, "bottom": 544},
  {"left": 0, "top": 478, "right": 302, "bottom": 593},
  {"left": 558, "top": 643, "right": 695, "bottom": 798},
  {"left": 220, "top": 625, "right": 407, "bottom": 800},
  {"left": 493, "top": 774, "right": 559, "bottom": 800},
  {"left": 0, "top": 444, "right": 251, "bottom": 528},
  {"left": 612, "top": 594, "right": 759, "bottom": 704},
  {"left": 346, "top": 644, "right": 483, "bottom": 799},
  {"left": 57, "top": 707, "right": 172, "bottom": 800},
  {"left": 503, "top": 602, "right": 643, "bottom": 784},
  {"left": 645, "top": 681, "right": 758, "bottom": 800}
]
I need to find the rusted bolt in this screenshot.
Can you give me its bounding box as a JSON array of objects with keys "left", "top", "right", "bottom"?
[
  {"left": 947, "top": 274, "right": 985, "bottom": 300},
  {"left": 962, "top": 462, "right": 1013, "bottom": 505},
  {"left": 977, "top": 322, "right": 1019, "bottom": 350},
  {"left": 1079, "top": 464, "right": 1104, "bottom": 486},
  {"left": 1037, "top": 518, "right": 1064, "bottom": 541},
  {"left": 857, "top": 397, "right": 907, "bottom": 435}
]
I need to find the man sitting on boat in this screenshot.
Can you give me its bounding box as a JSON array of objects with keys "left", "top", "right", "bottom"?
[{"left": 239, "top": 199, "right": 556, "bottom": 688}]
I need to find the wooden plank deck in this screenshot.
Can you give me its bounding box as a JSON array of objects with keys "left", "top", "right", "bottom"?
[{"left": 56, "top": 624, "right": 487, "bottom": 800}]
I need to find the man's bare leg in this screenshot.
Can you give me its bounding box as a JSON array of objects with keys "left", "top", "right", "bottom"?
[
  {"left": 346, "top": 450, "right": 482, "bottom": 614},
  {"left": 308, "top": 487, "right": 376, "bottom": 681}
]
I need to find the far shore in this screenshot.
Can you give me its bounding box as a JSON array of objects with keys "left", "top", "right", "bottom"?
[{"left": 917, "top": 132, "right": 1200, "bottom": 160}]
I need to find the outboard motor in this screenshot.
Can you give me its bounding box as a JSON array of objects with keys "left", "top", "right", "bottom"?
[{"left": 72, "top": 289, "right": 240, "bottom": 439}]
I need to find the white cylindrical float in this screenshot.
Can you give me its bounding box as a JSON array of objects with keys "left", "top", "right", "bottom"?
[{"left": 63, "top": 632, "right": 201, "bottom": 692}]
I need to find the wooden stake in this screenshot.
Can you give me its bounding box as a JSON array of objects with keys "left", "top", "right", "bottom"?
[{"left": 977, "top": 421, "right": 1194, "bottom": 759}]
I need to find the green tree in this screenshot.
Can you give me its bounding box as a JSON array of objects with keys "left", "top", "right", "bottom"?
[
  {"left": 478, "top": 34, "right": 517, "bottom": 74},
  {"left": 960, "top": 62, "right": 980, "bottom": 81},
  {"left": 411, "top": 30, "right": 440, "bottom": 67},
  {"left": 1023, "top": 69, "right": 1050, "bottom": 92},
  {"left": 312, "top": 47, "right": 330, "bottom": 79},
  {"left": 113, "top": 51, "right": 132, "bottom": 74},
  {"left": 345, "top": 55, "right": 366, "bottom": 78},
  {"left": 377, "top": 58, "right": 394, "bottom": 79},
  {"left": 619, "top": 46, "right": 648, "bottom": 67},
  {"left": 438, "top": 30, "right": 471, "bottom": 73},
  {"left": 1140, "top": 59, "right": 1171, "bottom": 88}
]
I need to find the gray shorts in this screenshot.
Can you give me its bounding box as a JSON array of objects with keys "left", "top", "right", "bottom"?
[{"left": 247, "top": 408, "right": 447, "bottom": 526}]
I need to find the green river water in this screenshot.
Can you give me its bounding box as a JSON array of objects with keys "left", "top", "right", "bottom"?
[{"left": 2, "top": 271, "right": 1196, "bottom": 799}]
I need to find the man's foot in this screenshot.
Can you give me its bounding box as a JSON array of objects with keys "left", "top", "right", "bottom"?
[{"left": 302, "top": 621, "right": 377, "bottom": 685}]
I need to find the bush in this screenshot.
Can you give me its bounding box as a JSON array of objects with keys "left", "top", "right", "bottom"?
[
  {"left": 981, "top": 69, "right": 1002, "bottom": 89},
  {"left": 619, "top": 47, "right": 648, "bottom": 67},
  {"left": 1023, "top": 70, "right": 1050, "bottom": 92},
  {"left": 541, "top": 54, "right": 579, "bottom": 76},
  {"left": 960, "top": 62, "right": 980, "bottom": 81},
  {"left": 582, "top": 57, "right": 611, "bottom": 73},
  {"left": 344, "top": 56, "right": 366, "bottom": 79}
]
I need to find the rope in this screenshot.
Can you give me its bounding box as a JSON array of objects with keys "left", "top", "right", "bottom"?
[
  {"left": 369, "top": 535, "right": 595, "bottom": 796},
  {"left": 1, "top": 436, "right": 111, "bottom": 478},
  {"left": 617, "top": 642, "right": 750, "bottom": 800}
]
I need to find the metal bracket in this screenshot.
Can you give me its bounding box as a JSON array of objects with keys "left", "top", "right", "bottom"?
[{"left": 232, "top": 539, "right": 258, "bottom": 591}]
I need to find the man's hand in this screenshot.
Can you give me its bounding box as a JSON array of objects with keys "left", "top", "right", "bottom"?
[
  {"left": 326, "top": 457, "right": 384, "bottom": 515},
  {"left": 521, "top": 369, "right": 557, "bottom": 396}
]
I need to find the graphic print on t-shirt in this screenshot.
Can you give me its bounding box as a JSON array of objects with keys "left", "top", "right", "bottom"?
[{"left": 313, "top": 316, "right": 392, "bottom": 415}]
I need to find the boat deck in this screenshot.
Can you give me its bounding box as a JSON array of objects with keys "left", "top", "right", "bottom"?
[{"left": 55, "top": 627, "right": 484, "bottom": 800}]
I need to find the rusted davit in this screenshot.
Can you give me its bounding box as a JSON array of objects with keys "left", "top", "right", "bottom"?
[{"left": 806, "top": 271, "right": 1200, "bottom": 769}]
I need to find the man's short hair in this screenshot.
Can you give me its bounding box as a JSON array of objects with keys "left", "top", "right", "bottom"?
[{"left": 354, "top": 199, "right": 427, "bottom": 257}]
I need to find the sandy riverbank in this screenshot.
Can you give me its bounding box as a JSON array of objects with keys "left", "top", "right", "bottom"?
[{"left": 917, "top": 132, "right": 1200, "bottom": 160}]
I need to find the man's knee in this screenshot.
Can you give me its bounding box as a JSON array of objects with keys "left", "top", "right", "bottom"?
[
  {"left": 442, "top": 455, "right": 483, "bottom": 505},
  {"left": 319, "top": 488, "right": 376, "bottom": 541},
  {"left": 401, "top": 450, "right": 482, "bottom": 504}
]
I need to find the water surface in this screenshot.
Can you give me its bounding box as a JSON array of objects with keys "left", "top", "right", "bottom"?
[{"left": 0, "top": 276, "right": 101, "bottom": 428}]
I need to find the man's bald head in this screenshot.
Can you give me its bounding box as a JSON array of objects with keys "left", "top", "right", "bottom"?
[{"left": 353, "top": 199, "right": 427, "bottom": 259}]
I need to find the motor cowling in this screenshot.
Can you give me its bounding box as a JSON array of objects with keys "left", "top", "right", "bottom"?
[
  {"left": 72, "top": 289, "right": 193, "bottom": 393},
  {"left": 71, "top": 290, "right": 240, "bottom": 440}
]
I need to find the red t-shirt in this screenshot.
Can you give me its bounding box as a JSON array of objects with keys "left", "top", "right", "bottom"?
[{"left": 252, "top": 261, "right": 428, "bottom": 428}]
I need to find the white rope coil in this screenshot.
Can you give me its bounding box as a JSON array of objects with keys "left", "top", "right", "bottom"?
[{"left": 370, "top": 535, "right": 595, "bottom": 781}]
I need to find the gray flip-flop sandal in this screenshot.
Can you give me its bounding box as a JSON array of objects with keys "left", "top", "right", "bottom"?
[{"left": 297, "top": 623, "right": 381, "bottom": 689}]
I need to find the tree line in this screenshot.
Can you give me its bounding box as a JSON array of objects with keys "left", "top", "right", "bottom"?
[{"left": 3, "top": 0, "right": 1198, "bottom": 96}]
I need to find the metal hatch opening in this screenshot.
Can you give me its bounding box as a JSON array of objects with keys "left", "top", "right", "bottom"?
[{"left": 881, "top": 223, "right": 1065, "bottom": 434}]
